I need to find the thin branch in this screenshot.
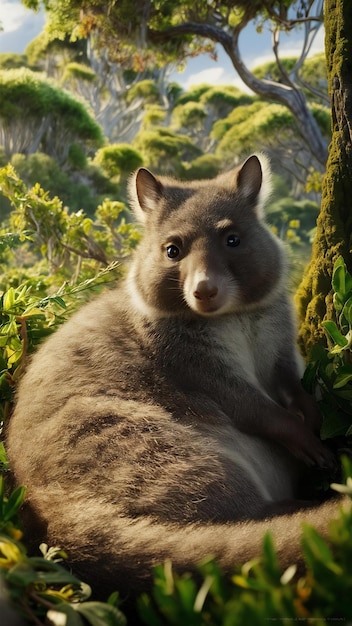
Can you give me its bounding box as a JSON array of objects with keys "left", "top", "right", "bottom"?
[
  {"left": 60, "top": 240, "right": 108, "bottom": 265},
  {"left": 272, "top": 26, "right": 297, "bottom": 90}
]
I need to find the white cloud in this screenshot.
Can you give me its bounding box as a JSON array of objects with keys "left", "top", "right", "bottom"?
[
  {"left": 184, "top": 67, "right": 226, "bottom": 90},
  {"left": 183, "top": 66, "right": 253, "bottom": 94},
  {"left": 248, "top": 52, "right": 275, "bottom": 71},
  {"left": 246, "top": 18, "right": 325, "bottom": 71},
  {"left": 0, "top": 2, "right": 45, "bottom": 53},
  {"left": 0, "top": 2, "right": 31, "bottom": 33},
  {"left": 249, "top": 44, "right": 322, "bottom": 71}
]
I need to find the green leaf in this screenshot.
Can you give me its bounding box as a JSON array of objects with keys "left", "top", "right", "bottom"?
[
  {"left": 342, "top": 296, "right": 352, "bottom": 324},
  {"left": 333, "top": 291, "right": 345, "bottom": 312},
  {"left": 7, "top": 559, "right": 81, "bottom": 587},
  {"left": 0, "top": 232, "right": 32, "bottom": 252},
  {"left": 332, "top": 256, "right": 348, "bottom": 296},
  {"left": 137, "top": 594, "right": 165, "bottom": 626},
  {"left": 0, "top": 476, "right": 5, "bottom": 517},
  {"left": 198, "top": 557, "right": 228, "bottom": 603},
  {"left": 261, "top": 532, "right": 281, "bottom": 581},
  {"left": 0, "top": 443, "right": 9, "bottom": 470},
  {"left": 2, "top": 288, "right": 16, "bottom": 312},
  {"left": 301, "top": 525, "right": 341, "bottom": 574},
  {"left": 322, "top": 321, "right": 348, "bottom": 347},
  {"left": 341, "top": 455, "right": 352, "bottom": 483},
  {"left": 333, "top": 364, "right": 352, "bottom": 389},
  {"left": 2, "top": 485, "right": 26, "bottom": 522},
  {"left": 174, "top": 575, "right": 198, "bottom": 613},
  {"left": 320, "top": 401, "right": 352, "bottom": 439},
  {"left": 75, "top": 601, "right": 127, "bottom": 626},
  {"left": 5, "top": 562, "right": 42, "bottom": 587},
  {"left": 51, "top": 296, "right": 67, "bottom": 309},
  {"left": 302, "top": 360, "right": 320, "bottom": 394}
]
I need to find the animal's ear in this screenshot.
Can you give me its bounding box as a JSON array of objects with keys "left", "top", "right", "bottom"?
[
  {"left": 237, "top": 155, "right": 262, "bottom": 198},
  {"left": 128, "top": 168, "right": 163, "bottom": 222},
  {"left": 236, "top": 154, "right": 272, "bottom": 217}
]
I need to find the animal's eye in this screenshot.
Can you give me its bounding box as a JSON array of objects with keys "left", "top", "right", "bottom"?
[
  {"left": 226, "top": 234, "right": 240, "bottom": 247},
  {"left": 166, "top": 244, "right": 180, "bottom": 259}
]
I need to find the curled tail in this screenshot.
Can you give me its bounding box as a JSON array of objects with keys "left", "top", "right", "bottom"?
[{"left": 35, "top": 495, "right": 341, "bottom": 600}]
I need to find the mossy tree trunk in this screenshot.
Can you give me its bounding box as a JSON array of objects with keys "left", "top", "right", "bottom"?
[{"left": 296, "top": 0, "right": 352, "bottom": 358}]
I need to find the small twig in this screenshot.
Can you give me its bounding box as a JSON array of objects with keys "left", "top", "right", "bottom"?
[
  {"left": 30, "top": 591, "right": 58, "bottom": 611},
  {"left": 19, "top": 596, "right": 45, "bottom": 626}
]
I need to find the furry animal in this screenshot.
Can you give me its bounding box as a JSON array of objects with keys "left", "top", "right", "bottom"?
[{"left": 7, "top": 155, "right": 335, "bottom": 603}]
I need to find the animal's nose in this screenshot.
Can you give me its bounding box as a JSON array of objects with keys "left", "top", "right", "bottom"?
[{"left": 194, "top": 281, "right": 218, "bottom": 301}]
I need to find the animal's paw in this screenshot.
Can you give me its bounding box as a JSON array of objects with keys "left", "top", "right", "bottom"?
[
  {"left": 288, "top": 390, "right": 322, "bottom": 434},
  {"left": 287, "top": 431, "right": 335, "bottom": 468}
]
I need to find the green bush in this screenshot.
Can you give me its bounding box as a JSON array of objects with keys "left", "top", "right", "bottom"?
[
  {"left": 2, "top": 152, "right": 118, "bottom": 217},
  {"left": 0, "top": 164, "right": 140, "bottom": 425},
  {"left": 94, "top": 144, "right": 144, "bottom": 179}
]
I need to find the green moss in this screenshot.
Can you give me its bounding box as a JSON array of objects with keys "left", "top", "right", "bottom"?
[{"left": 296, "top": 0, "right": 352, "bottom": 358}]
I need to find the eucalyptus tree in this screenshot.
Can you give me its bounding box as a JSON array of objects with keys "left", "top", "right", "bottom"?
[
  {"left": 22, "top": 0, "right": 327, "bottom": 164},
  {"left": 0, "top": 68, "right": 103, "bottom": 164},
  {"left": 213, "top": 99, "right": 330, "bottom": 190},
  {"left": 171, "top": 84, "right": 253, "bottom": 152}
]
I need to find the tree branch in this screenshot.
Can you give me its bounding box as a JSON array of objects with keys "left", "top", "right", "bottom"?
[{"left": 148, "top": 19, "right": 328, "bottom": 164}]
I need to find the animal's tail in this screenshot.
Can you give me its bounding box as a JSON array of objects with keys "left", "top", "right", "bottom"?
[{"left": 40, "top": 495, "right": 342, "bottom": 600}]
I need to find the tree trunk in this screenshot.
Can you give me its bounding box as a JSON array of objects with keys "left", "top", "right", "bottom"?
[{"left": 295, "top": 0, "right": 352, "bottom": 358}]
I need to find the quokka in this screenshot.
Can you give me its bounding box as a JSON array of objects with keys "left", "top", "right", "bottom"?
[{"left": 7, "top": 154, "right": 337, "bottom": 603}]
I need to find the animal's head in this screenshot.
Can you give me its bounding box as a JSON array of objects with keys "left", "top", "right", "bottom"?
[{"left": 127, "top": 155, "right": 284, "bottom": 318}]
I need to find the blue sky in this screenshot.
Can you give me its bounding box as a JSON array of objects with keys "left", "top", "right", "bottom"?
[{"left": 0, "top": 0, "right": 325, "bottom": 92}]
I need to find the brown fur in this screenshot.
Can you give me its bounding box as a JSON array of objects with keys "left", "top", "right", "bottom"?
[{"left": 6, "top": 155, "right": 336, "bottom": 602}]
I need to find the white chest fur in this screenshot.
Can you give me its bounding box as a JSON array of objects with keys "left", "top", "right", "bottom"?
[{"left": 209, "top": 311, "right": 279, "bottom": 395}]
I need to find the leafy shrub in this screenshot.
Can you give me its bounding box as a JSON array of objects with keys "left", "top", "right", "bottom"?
[
  {"left": 94, "top": 144, "right": 144, "bottom": 179},
  {"left": 181, "top": 154, "right": 221, "bottom": 180},
  {"left": 126, "top": 79, "right": 161, "bottom": 105},
  {"left": 133, "top": 126, "right": 201, "bottom": 174},
  {"left": 171, "top": 102, "right": 207, "bottom": 130},
  {"left": 0, "top": 164, "right": 140, "bottom": 426},
  {"left": 3, "top": 152, "right": 117, "bottom": 217}
]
